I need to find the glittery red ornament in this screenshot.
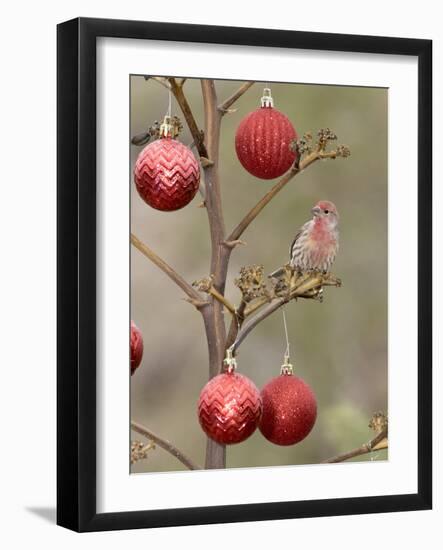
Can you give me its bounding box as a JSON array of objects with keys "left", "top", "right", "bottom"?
[
  {"left": 235, "top": 90, "right": 298, "bottom": 180},
  {"left": 259, "top": 372, "right": 317, "bottom": 445},
  {"left": 130, "top": 321, "right": 144, "bottom": 375},
  {"left": 134, "top": 136, "right": 200, "bottom": 211},
  {"left": 198, "top": 370, "right": 262, "bottom": 444}
]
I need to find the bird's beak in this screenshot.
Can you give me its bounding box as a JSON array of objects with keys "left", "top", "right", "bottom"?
[{"left": 311, "top": 206, "right": 321, "bottom": 216}]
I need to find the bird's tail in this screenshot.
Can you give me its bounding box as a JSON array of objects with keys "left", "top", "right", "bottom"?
[{"left": 268, "top": 267, "right": 287, "bottom": 279}]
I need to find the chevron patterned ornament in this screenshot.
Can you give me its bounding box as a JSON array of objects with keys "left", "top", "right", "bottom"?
[
  {"left": 235, "top": 87, "right": 298, "bottom": 180},
  {"left": 259, "top": 368, "right": 317, "bottom": 446},
  {"left": 134, "top": 131, "right": 200, "bottom": 211},
  {"left": 198, "top": 351, "right": 262, "bottom": 444},
  {"left": 130, "top": 320, "right": 144, "bottom": 375}
]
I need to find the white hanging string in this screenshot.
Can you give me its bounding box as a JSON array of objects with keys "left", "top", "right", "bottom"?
[
  {"left": 225, "top": 310, "right": 242, "bottom": 370},
  {"left": 282, "top": 307, "right": 291, "bottom": 361},
  {"left": 159, "top": 87, "right": 174, "bottom": 138},
  {"left": 167, "top": 87, "right": 172, "bottom": 118}
]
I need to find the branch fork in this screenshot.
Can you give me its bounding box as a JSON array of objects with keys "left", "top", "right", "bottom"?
[
  {"left": 230, "top": 268, "right": 342, "bottom": 353},
  {"left": 222, "top": 239, "right": 246, "bottom": 249},
  {"left": 193, "top": 276, "right": 237, "bottom": 316}
]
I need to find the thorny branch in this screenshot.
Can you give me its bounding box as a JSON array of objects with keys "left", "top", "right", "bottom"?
[
  {"left": 134, "top": 78, "right": 352, "bottom": 470},
  {"left": 231, "top": 268, "right": 342, "bottom": 353},
  {"left": 131, "top": 421, "right": 202, "bottom": 470},
  {"left": 193, "top": 276, "right": 237, "bottom": 316},
  {"left": 168, "top": 77, "right": 209, "bottom": 161},
  {"left": 227, "top": 129, "right": 350, "bottom": 243},
  {"left": 131, "top": 233, "right": 207, "bottom": 308},
  {"left": 199, "top": 79, "right": 229, "bottom": 469},
  {"left": 218, "top": 81, "right": 255, "bottom": 115},
  {"left": 225, "top": 299, "right": 247, "bottom": 350}
]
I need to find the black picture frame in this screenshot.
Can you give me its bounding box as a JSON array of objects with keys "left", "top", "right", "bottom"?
[{"left": 57, "top": 17, "right": 432, "bottom": 532}]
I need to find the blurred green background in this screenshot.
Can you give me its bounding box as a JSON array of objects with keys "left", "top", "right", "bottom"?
[{"left": 130, "top": 76, "right": 388, "bottom": 473}]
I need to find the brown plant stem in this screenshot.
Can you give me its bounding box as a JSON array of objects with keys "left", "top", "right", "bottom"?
[
  {"left": 193, "top": 276, "right": 237, "bottom": 316},
  {"left": 200, "top": 79, "right": 228, "bottom": 469},
  {"left": 206, "top": 286, "right": 237, "bottom": 315},
  {"left": 171, "top": 75, "right": 233, "bottom": 446},
  {"left": 227, "top": 148, "right": 334, "bottom": 243},
  {"left": 322, "top": 428, "right": 388, "bottom": 464},
  {"left": 244, "top": 272, "right": 340, "bottom": 318},
  {"left": 139, "top": 77, "right": 350, "bottom": 471},
  {"left": 218, "top": 81, "right": 255, "bottom": 114},
  {"left": 232, "top": 275, "right": 325, "bottom": 353},
  {"left": 131, "top": 421, "right": 202, "bottom": 470},
  {"left": 227, "top": 167, "right": 299, "bottom": 243},
  {"left": 169, "top": 78, "right": 209, "bottom": 160},
  {"left": 232, "top": 299, "right": 284, "bottom": 353},
  {"left": 131, "top": 233, "right": 205, "bottom": 305},
  {"left": 225, "top": 299, "right": 247, "bottom": 350}
]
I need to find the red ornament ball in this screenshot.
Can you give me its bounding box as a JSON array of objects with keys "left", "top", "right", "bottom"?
[
  {"left": 134, "top": 137, "right": 200, "bottom": 211},
  {"left": 198, "top": 371, "right": 263, "bottom": 444},
  {"left": 235, "top": 107, "right": 298, "bottom": 179},
  {"left": 130, "top": 321, "right": 144, "bottom": 375},
  {"left": 259, "top": 373, "right": 317, "bottom": 445}
]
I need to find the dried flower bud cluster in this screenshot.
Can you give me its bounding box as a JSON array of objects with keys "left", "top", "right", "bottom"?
[
  {"left": 273, "top": 270, "right": 340, "bottom": 301},
  {"left": 291, "top": 132, "right": 314, "bottom": 156},
  {"left": 192, "top": 275, "right": 214, "bottom": 293},
  {"left": 289, "top": 129, "right": 350, "bottom": 167},
  {"left": 169, "top": 115, "right": 184, "bottom": 138},
  {"left": 317, "top": 127, "right": 337, "bottom": 150},
  {"left": 271, "top": 264, "right": 293, "bottom": 297},
  {"left": 336, "top": 145, "right": 351, "bottom": 158},
  {"left": 131, "top": 440, "right": 155, "bottom": 464},
  {"left": 131, "top": 116, "right": 184, "bottom": 146},
  {"left": 234, "top": 265, "right": 270, "bottom": 302},
  {"left": 369, "top": 412, "right": 388, "bottom": 434}
]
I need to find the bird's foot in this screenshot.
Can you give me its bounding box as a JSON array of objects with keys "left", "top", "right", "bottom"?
[{"left": 321, "top": 273, "right": 342, "bottom": 287}]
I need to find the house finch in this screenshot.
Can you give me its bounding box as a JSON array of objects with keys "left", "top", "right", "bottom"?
[
  {"left": 271, "top": 201, "right": 339, "bottom": 278},
  {"left": 290, "top": 200, "right": 339, "bottom": 272}
]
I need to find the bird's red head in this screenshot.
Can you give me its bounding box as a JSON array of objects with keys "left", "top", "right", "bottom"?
[{"left": 311, "top": 200, "right": 339, "bottom": 219}]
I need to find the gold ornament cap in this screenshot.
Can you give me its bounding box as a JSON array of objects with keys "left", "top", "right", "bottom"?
[
  {"left": 280, "top": 352, "right": 294, "bottom": 375},
  {"left": 159, "top": 115, "right": 174, "bottom": 138},
  {"left": 223, "top": 348, "right": 237, "bottom": 374},
  {"left": 261, "top": 88, "right": 274, "bottom": 108}
]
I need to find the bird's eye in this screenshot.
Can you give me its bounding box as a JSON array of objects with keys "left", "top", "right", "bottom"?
[{"left": 324, "top": 209, "right": 329, "bottom": 214}]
